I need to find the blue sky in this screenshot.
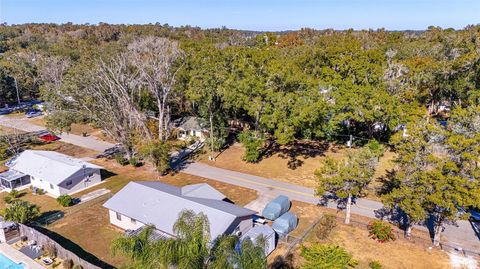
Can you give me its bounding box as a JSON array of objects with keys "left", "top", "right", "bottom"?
[{"left": 1, "top": 0, "right": 479, "bottom": 31}]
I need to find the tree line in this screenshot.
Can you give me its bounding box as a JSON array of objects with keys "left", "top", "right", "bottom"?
[{"left": 1, "top": 24, "right": 479, "bottom": 160}]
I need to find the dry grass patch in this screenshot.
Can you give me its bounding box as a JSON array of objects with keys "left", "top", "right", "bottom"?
[
  {"left": 271, "top": 201, "right": 450, "bottom": 269},
  {"left": 48, "top": 200, "right": 127, "bottom": 268},
  {"left": 31, "top": 141, "right": 99, "bottom": 158},
  {"left": 200, "top": 142, "right": 350, "bottom": 188}
]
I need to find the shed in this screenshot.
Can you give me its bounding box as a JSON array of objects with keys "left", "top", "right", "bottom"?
[
  {"left": 272, "top": 212, "right": 297, "bottom": 236},
  {"left": 240, "top": 225, "right": 276, "bottom": 256},
  {"left": 262, "top": 195, "right": 290, "bottom": 220}
]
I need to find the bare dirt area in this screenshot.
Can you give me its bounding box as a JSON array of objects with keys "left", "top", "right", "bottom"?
[
  {"left": 200, "top": 141, "right": 396, "bottom": 194},
  {"left": 31, "top": 141, "right": 99, "bottom": 158},
  {"left": 269, "top": 201, "right": 450, "bottom": 269}
]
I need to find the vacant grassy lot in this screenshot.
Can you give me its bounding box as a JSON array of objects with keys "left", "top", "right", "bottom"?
[
  {"left": 31, "top": 141, "right": 99, "bottom": 158},
  {"left": 269, "top": 201, "right": 450, "bottom": 269},
  {"left": 200, "top": 142, "right": 396, "bottom": 194}
]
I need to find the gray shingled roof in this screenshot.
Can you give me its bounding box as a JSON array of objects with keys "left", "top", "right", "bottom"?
[
  {"left": 175, "top": 116, "right": 207, "bottom": 131},
  {"left": 103, "top": 181, "right": 255, "bottom": 240}
]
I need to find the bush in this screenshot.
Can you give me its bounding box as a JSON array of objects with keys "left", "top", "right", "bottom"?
[
  {"left": 369, "top": 260, "right": 382, "bottom": 269},
  {"left": 31, "top": 186, "right": 45, "bottom": 195},
  {"left": 57, "top": 195, "right": 74, "bottom": 207},
  {"left": 128, "top": 157, "right": 142, "bottom": 167},
  {"left": 72, "top": 265, "right": 83, "bottom": 269},
  {"left": 115, "top": 153, "right": 127, "bottom": 166},
  {"left": 300, "top": 243, "right": 357, "bottom": 269},
  {"left": 238, "top": 130, "right": 265, "bottom": 163},
  {"left": 3, "top": 195, "right": 15, "bottom": 204},
  {"left": 367, "top": 220, "right": 396, "bottom": 242},
  {"left": 365, "top": 139, "right": 385, "bottom": 159},
  {"left": 138, "top": 141, "right": 171, "bottom": 174},
  {"left": 63, "top": 259, "right": 74, "bottom": 269},
  {"left": 315, "top": 214, "right": 337, "bottom": 240},
  {"left": 4, "top": 190, "right": 21, "bottom": 204}
]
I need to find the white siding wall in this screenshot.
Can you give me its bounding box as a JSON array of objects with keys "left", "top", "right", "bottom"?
[
  {"left": 30, "top": 176, "right": 61, "bottom": 197},
  {"left": 30, "top": 168, "right": 102, "bottom": 197},
  {"left": 108, "top": 210, "right": 145, "bottom": 231}
]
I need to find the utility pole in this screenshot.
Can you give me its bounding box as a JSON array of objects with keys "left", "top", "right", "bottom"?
[
  {"left": 347, "top": 134, "right": 353, "bottom": 148},
  {"left": 13, "top": 77, "right": 20, "bottom": 105}
]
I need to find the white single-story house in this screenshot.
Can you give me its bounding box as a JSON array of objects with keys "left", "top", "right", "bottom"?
[
  {"left": 1, "top": 150, "right": 103, "bottom": 197},
  {"left": 103, "top": 181, "right": 255, "bottom": 240},
  {"left": 173, "top": 116, "right": 209, "bottom": 141}
]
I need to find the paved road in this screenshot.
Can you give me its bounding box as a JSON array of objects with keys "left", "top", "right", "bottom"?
[
  {"left": 0, "top": 115, "right": 115, "bottom": 152},
  {"left": 182, "top": 162, "right": 480, "bottom": 251}
]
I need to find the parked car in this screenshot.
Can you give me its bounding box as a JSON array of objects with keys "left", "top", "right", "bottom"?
[
  {"left": 0, "top": 108, "right": 11, "bottom": 115},
  {"left": 25, "top": 109, "right": 43, "bottom": 118},
  {"left": 38, "top": 133, "right": 60, "bottom": 142},
  {"left": 469, "top": 209, "right": 480, "bottom": 222},
  {"left": 457, "top": 206, "right": 480, "bottom": 222}
]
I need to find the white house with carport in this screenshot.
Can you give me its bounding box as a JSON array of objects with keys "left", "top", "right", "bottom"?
[
  {"left": 1, "top": 150, "right": 103, "bottom": 197},
  {"left": 103, "top": 181, "right": 256, "bottom": 240}
]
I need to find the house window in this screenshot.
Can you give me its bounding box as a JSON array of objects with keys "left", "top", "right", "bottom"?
[
  {"left": 131, "top": 218, "right": 136, "bottom": 224},
  {"left": 50, "top": 184, "right": 54, "bottom": 189},
  {"left": 116, "top": 212, "right": 122, "bottom": 221},
  {"left": 66, "top": 180, "right": 73, "bottom": 186}
]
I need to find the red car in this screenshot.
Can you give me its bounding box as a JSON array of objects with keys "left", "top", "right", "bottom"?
[{"left": 39, "top": 133, "right": 61, "bottom": 142}]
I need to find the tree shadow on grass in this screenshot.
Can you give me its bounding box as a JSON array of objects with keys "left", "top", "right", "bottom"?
[
  {"left": 31, "top": 225, "right": 115, "bottom": 269},
  {"left": 262, "top": 140, "right": 330, "bottom": 170}
]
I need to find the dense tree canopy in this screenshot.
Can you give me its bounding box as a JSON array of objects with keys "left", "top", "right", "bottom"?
[{"left": 1, "top": 24, "right": 478, "bottom": 149}]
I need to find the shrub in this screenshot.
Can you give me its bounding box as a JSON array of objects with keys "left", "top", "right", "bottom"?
[
  {"left": 3, "top": 195, "right": 14, "bottom": 204},
  {"left": 43, "top": 244, "right": 57, "bottom": 258},
  {"left": 72, "top": 265, "right": 83, "bottom": 269},
  {"left": 63, "top": 259, "right": 74, "bottom": 269},
  {"left": 300, "top": 243, "right": 357, "bottom": 269},
  {"left": 367, "top": 220, "right": 396, "bottom": 242},
  {"left": 238, "top": 130, "right": 265, "bottom": 163},
  {"left": 128, "top": 157, "right": 141, "bottom": 167},
  {"left": 115, "top": 153, "right": 127, "bottom": 166},
  {"left": 4, "top": 190, "right": 21, "bottom": 204},
  {"left": 31, "top": 186, "right": 45, "bottom": 195},
  {"left": 138, "top": 141, "right": 171, "bottom": 174},
  {"left": 369, "top": 260, "right": 383, "bottom": 269},
  {"left": 315, "top": 214, "right": 337, "bottom": 240},
  {"left": 365, "top": 139, "right": 385, "bottom": 159},
  {"left": 57, "top": 195, "right": 74, "bottom": 207}
]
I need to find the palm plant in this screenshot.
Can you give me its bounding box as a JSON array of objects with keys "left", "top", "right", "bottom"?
[
  {"left": 2, "top": 200, "right": 40, "bottom": 224},
  {"left": 112, "top": 210, "right": 267, "bottom": 269}
]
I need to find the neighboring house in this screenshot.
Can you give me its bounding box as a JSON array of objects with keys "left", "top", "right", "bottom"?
[
  {"left": 103, "top": 181, "right": 255, "bottom": 240},
  {"left": 1, "top": 150, "right": 102, "bottom": 197},
  {"left": 173, "top": 116, "right": 208, "bottom": 141}
]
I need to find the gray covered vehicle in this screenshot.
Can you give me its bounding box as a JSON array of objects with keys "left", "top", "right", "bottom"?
[
  {"left": 272, "top": 212, "right": 298, "bottom": 236},
  {"left": 262, "top": 195, "right": 290, "bottom": 220}
]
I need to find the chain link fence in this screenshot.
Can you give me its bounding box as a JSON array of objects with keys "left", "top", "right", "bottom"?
[{"left": 277, "top": 213, "right": 480, "bottom": 260}]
